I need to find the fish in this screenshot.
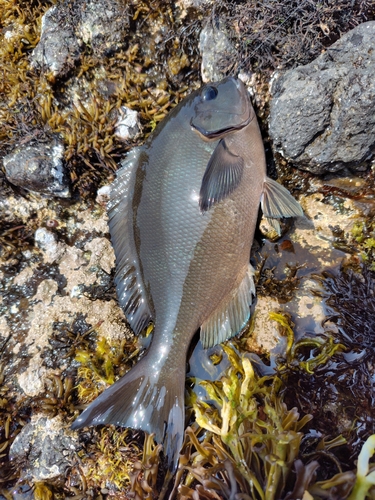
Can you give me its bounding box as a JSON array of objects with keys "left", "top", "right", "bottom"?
[{"left": 71, "top": 76, "right": 303, "bottom": 471}]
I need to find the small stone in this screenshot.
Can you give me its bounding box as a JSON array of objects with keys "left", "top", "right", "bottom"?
[
  {"left": 115, "top": 106, "right": 142, "bottom": 141},
  {"left": 3, "top": 139, "right": 70, "bottom": 198}
]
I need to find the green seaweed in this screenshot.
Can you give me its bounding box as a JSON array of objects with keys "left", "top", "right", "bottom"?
[{"left": 351, "top": 220, "right": 375, "bottom": 271}]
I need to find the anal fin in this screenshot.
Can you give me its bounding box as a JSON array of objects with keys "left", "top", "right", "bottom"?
[{"left": 200, "top": 264, "right": 255, "bottom": 349}]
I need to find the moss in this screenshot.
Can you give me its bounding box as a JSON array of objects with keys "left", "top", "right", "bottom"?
[{"left": 351, "top": 220, "right": 375, "bottom": 270}]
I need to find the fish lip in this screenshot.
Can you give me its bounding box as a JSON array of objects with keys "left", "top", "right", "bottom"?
[{"left": 190, "top": 112, "right": 253, "bottom": 139}]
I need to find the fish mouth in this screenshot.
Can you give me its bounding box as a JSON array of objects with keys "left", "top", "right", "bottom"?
[{"left": 190, "top": 112, "right": 253, "bottom": 139}]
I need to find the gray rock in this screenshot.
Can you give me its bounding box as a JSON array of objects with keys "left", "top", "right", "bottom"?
[
  {"left": 199, "top": 19, "right": 235, "bottom": 83},
  {"left": 269, "top": 21, "right": 375, "bottom": 175},
  {"left": 9, "top": 416, "right": 78, "bottom": 482},
  {"left": 3, "top": 138, "right": 70, "bottom": 198},
  {"left": 78, "top": 0, "right": 129, "bottom": 57},
  {"left": 31, "top": 6, "right": 81, "bottom": 78}
]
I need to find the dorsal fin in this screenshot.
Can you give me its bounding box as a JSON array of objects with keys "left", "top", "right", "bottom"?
[
  {"left": 107, "top": 148, "right": 152, "bottom": 334},
  {"left": 200, "top": 264, "right": 255, "bottom": 348}
]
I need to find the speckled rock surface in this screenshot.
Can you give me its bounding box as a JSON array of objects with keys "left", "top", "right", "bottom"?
[
  {"left": 1, "top": 192, "right": 132, "bottom": 393},
  {"left": 269, "top": 22, "right": 375, "bottom": 174}
]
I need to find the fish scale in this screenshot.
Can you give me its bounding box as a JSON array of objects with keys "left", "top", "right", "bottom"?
[{"left": 72, "top": 77, "right": 303, "bottom": 473}]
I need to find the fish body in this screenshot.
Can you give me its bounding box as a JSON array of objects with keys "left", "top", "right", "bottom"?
[{"left": 72, "top": 77, "right": 303, "bottom": 470}]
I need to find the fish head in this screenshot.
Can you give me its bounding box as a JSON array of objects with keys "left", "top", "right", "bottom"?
[{"left": 190, "top": 77, "right": 254, "bottom": 140}]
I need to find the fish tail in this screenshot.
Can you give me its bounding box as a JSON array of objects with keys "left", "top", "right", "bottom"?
[{"left": 71, "top": 354, "right": 185, "bottom": 472}]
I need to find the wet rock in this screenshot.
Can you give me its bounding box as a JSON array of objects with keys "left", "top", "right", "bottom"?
[
  {"left": 31, "top": 6, "right": 81, "bottom": 78},
  {"left": 115, "top": 106, "right": 142, "bottom": 141},
  {"left": 269, "top": 22, "right": 375, "bottom": 175},
  {"left": 199, "top": 18, "right": 235, "bottom": 82},
  {"left": 3, "top": 139, "right": 70, "bottom": 198},
  {"left": 78, "top": 0, "right": 129, "bottom": 57},
  {"left": 10, "top": 415, "right": 78, "bottom": 482}
]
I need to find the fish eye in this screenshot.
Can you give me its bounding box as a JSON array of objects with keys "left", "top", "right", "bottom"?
[{"left": 202, "top": 86, "right": 218, "bottom": 101}]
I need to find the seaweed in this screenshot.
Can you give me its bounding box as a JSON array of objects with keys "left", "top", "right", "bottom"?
[
  {"left": 351, "top": 220, "right": 375, "bottom": 271},
  {"left": 296, "top": 265, "right": 375, "bottom": 460}
]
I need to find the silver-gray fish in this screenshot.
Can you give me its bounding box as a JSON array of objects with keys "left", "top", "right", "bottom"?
[{"left": 71, "top": 77, "right": 303, "bottom": 470}]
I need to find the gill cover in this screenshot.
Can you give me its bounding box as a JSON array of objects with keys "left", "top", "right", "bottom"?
[{"left": 190, "top": 77, "right": 253, "bottom": 139}]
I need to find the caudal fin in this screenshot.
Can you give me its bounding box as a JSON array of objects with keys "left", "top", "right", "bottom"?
[{"left": 71, "top": 354, "right": 185, "bottom": 472}]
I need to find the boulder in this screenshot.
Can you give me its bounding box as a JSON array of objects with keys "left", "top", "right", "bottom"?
[{"left": 269, "top": 22, "right": 375, "bottom": 174}]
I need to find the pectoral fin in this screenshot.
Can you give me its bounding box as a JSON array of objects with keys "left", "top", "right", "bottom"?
[
  {"left": 199, "top": 139, "right": 244, "bottom": 212},
  {"left": 261, "top": 177, "right": 304, "bottom": 235}
]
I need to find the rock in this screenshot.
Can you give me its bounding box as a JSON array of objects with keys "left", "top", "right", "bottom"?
[
  {"left": 199, "top": 18, "right": 235, "bottom": 82},
  {"left": 115, "top": 106, "right": 142, "bottom": 141},
  {"left": 3, "top": 139, "right": 70, "bottom": 198},
  {"left": 269, "top": 22, "right": 375, "bottom": 175},
  {"left": 78, "top": 0, "right": 129, "bottom": 57},
  {"left": 9, "top": 415, "right": 78, "bottom": 482},
  {"left": 31, "top": 6, "right": 81, "bottom": 78}
]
